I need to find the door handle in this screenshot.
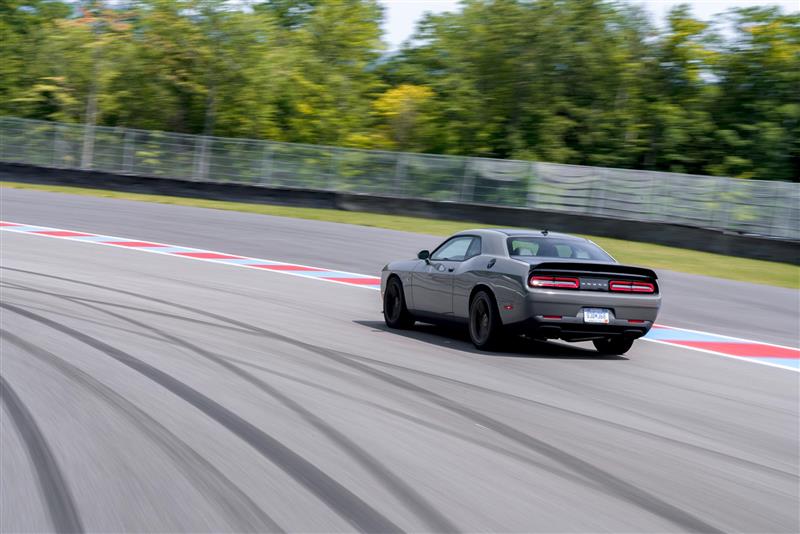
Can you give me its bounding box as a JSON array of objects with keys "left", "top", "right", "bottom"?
[
  {"left": 448, "top": 267, "right": 454, "bottom": 272},
  {"left": 487, "top": 259, "right": 496, "bottom": 269}
]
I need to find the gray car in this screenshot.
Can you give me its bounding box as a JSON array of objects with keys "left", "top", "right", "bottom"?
[{"left": 381, "top": 229, "right": 661, "bottom": 354}]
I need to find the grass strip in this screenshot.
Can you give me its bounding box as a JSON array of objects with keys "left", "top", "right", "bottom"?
[{"left": 2, "top": 180, "right": 797, "bottom": 288}]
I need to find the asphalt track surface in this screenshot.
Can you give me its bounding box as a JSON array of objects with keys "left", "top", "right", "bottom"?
[{"left": 1, "top": 188, "right": 798, "bottom": 533}]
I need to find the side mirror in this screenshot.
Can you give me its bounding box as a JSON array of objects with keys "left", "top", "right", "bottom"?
[{"left": 417, "top": 250, "right": 430, "bottom": 261}]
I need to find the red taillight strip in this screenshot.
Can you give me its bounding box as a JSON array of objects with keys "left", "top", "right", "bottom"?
[
  {"left": 530, "top": 276, "right": 579, "bottom": 289},
  {"left": 609, "top": 280, "right": 655, "bottom": 293}
]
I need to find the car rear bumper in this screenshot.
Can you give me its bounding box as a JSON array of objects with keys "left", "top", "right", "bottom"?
[
  {"left": 510, "top": 316, "right": 652, "bottom": 341},
  {"left": 500, "top": 288, "right": 661, "bottom": 341}
]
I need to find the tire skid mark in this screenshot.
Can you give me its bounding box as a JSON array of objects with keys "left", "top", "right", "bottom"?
[
  {"left": 1, "top": 303, "right": 403, "bottom": 534},
  {"left": 0, "top": 288, "right": 184, "bottom": 347},
  {"left": 227, "top": 356, "right": 612, "bottom": 491},
  {"left": 597, "top": 361, "right": 797, "bottom": 414},
  {"left": 9, "top": 277, "right": 791, "bottom": 461},
  {"left": 343, "top": 353, "right": 798, "bottom": 481},
  {"left": 305, "top": 349, "right": 726, "bottom": 534},
  {"left": 1, "top": 272, "right": 257, "bottom": 337},
  {"left": 488, "top": 357, "right": 800, "bottom": 464},
  {"left": 4, "top": 276, "right": 437, "bottom": 412},
  {"left": 0, "top": 328, "right": 284, "bottom": 533},
  {"left": 4, "top": 267, "right": 726, "bottom": 533},
  {"left": 0, "top": 374, "right": 84, "bottom": 533},
  {"left": 4, "top": 274, "right": 599, "bottom": 523},
  {"left": 16, "top": 286, "right": 458, "bottom": 533}
]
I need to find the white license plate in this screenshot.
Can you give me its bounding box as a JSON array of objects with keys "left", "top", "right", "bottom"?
[{"left": 583, "top": 308, "right": 611, "bottom": 324}]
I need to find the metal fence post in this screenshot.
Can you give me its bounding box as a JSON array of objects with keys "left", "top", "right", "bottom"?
[
  {"left": 123, "top": 128, "right": 135, "bottom": 174},
  {"left": 526, "top": 162, "right": 539, "bottom": 208},
  {"left": 80, "top": 122, "right": 94, "bottom": 170},
  {"left": 260, "top": 142, "right": 274, "bottom": 186},
  {"left": 393, "top": 153, "right": 406, "bottom": 196},
  {"left": 328, "top": 147, "right": 339, "bottom": 190},
  {"left": 460, "top": 158, "right": 475, "bottom": 203},
  {"left": 194, "top": 135, "right": 210, "bottom": 181},
  {"left": 645, "top": 172, "right": 660, "bottom": 222},
  {"left": 594, "top": 169, "right": 608, "bottom": 215},
  {"left": 51, "top": 123, "right": 60, "bottom": 167},
  {"left": 712, "top": 178, "right": 731, "bottom": 231},
  {"left": 768, "top": 180, "right": 786, "bottom": 238}
]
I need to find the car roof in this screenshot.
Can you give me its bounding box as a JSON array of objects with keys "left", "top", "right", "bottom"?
[{"left": 459, "top": 228, "right": 586, "bottom": 240}]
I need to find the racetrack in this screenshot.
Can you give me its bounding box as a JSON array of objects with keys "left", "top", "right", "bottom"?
[{"left": 1, "top": 188, "right": 798, "bottom": 533}]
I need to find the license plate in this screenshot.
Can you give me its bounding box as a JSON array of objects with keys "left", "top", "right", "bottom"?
[{"left": 584, "top": 308, "right": 610, "bottom": 324}]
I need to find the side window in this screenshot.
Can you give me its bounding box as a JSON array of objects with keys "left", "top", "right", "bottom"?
[
  {"left": 431, "top": 236, "right": 475, "bottom": 261},
  {"left": 465, "top": 237, "right": 482, "bottom": 259}
]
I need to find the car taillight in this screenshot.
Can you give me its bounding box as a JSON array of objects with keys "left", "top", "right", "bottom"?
[
  {"left": 609, "top": 280, "right": 655, "bottom": 293},
  {"left": 530, "top": 276, "right": 579, "bottom": 289}
]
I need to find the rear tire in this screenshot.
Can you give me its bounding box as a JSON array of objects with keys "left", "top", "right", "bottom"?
[
  {"left": 384, "top": 277, "right": 415, "bottom": 329},
  {"left": 469, "top": 290, "right": 503, "bottom": 350},
  {"left": 593, "top": 337, "right": 634, "bottom": 355}
]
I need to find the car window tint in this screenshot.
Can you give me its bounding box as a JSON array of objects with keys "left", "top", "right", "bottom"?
[
  {"left": 507, "top": 237, "right": 613, "bottom": 261},
  {"left": 510, "top": 240, "right": 538, "bottom": 256},
  {"left": 432, "top": 236, "right": 474, "bottom": 261},
  {"left": 465, "top": 237, "right": 482, "bottom": 258},
  {"left": 555, "top": 244, "right": 572, "bottom": 258}
]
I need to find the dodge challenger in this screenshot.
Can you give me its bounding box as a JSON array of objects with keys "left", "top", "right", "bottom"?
[{"left": 381, "top": 229, "right": 661, "bottom": 354}]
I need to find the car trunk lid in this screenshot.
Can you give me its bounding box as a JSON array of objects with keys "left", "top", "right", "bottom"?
[{"left": 528, "top": 261, "right": 658, "bottom": 293}]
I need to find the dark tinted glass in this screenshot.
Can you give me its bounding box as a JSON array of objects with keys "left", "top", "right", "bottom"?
[{"left": 507, "top": 237, "right": 613, "bottom": 261}]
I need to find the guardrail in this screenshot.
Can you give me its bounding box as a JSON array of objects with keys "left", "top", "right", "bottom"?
[{"left": 1, "top": 116, "right": 797, "bottom": 240}]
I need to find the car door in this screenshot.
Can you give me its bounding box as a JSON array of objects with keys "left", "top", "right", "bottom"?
[{"left": 412, "top": 236, "right": 477, "bottom": 317}]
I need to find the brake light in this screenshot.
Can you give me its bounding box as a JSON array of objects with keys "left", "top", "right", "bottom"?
[
  {"left": 609, "top": 280, "right": 655, "bottom": 293},
  {"left": 530, "top": 276, "right": 579, "bottom": 289}
]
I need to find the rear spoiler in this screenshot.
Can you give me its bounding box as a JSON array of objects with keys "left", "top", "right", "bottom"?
[{"left": 532, "top": 262, "right": 658, "bottom": 280}]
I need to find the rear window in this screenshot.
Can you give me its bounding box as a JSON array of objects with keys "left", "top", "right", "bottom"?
[{"left": 507, "top": 237, "right": 613, "bottom": 261}]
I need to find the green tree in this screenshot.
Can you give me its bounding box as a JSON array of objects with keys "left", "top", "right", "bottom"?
[
  {"left": 2, "top": 0, "right": 797, "bottom": 181},
  {"left": 709, "top": 7, "right": 800, "bottom": 180},
  {"left": 265, "top": 0, "right": 385, "bottom": 145},
  {"left": 370, "top": 83, "right": 436, "bottom": 151},
  {"left": 0, "top": 0, "right": 73, "bottom": 118}
]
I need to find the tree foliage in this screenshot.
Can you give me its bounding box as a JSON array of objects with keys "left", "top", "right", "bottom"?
[{"left": 1, "top": 0, "right": 797, "bottom": 180}]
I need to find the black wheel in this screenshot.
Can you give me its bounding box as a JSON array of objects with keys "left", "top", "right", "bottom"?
[
  {"left": 593, "top": 337, "right": 634, "bottom": 355},
  {"left": 383, "top": 277, "right": 415, "bottom": 329},
  {"left": 469, "top": 290, "right": 503, "bottom": 350}
]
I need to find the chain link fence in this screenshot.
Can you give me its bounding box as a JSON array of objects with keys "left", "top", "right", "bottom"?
[{"left": 1, "top": 116, "right": 797, "bottom": 240}]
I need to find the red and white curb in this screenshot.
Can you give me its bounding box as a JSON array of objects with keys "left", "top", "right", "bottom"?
[
  {"left": 644, "top": 325, "right": 798, "bottom": 371},
  {"left": 2, "top": 220, "right": 797, "bottom": 371},
  {"left": 0, "top": 221, "right": 380, "bottom": 290}
]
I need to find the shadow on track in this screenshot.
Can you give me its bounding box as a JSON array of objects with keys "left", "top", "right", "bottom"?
[{"left": 354, "top": 321, "right": 628, "bottom": 361}]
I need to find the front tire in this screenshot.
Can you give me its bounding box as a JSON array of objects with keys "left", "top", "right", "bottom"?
[
  {"left": 469, "top": 290, "right": 503, "bottom": 350},
  {"left": 593, "top": 337, "right": 634, "bottom": 355},
  {"left": 384, "top": 277, "right": 415, "bottom": 329}
]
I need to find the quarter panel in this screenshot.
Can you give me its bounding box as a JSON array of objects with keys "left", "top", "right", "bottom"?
[
  {"left": 491, "top": 258, "right": 532, "bottom": 325},
  {"left": 453, "top": 257, "right": 531, "bottom": 323}
]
